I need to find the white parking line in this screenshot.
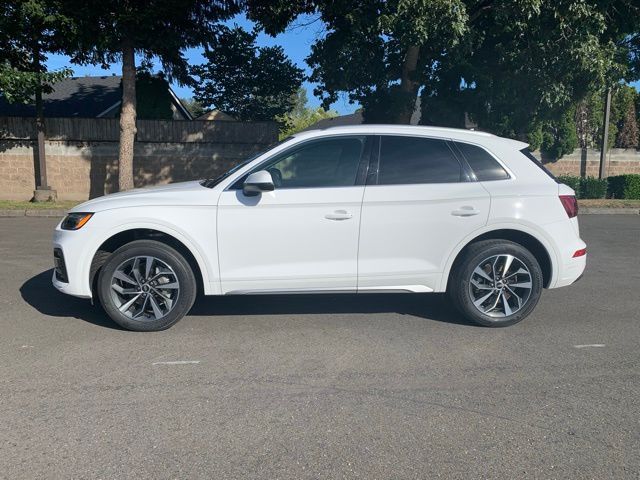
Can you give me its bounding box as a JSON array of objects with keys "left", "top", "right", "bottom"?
[
  {"left": 573, "top": 344, "right": 606, "bottom": 349},
  {"left": 152, "top": 360, "right": 200, "bottom": 365}
]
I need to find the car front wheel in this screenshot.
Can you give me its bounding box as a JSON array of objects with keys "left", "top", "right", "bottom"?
[
  {"left": 448, "top": 240, "right": 543, "bottom": 327},
  {"left": 97, "top": 240, "right": 197, "bottom": 331}
]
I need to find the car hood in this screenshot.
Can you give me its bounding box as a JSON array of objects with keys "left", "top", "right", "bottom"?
[{"left": 70, "top": 181, "right": 216, "bottom": 212}]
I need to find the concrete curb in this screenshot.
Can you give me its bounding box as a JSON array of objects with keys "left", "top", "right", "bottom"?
[
  {"left": 579, "top": 208, "right": 640, "bottom": 215},
  {"left": 0, "top": 209, "right": 67, "bottom": 217}
]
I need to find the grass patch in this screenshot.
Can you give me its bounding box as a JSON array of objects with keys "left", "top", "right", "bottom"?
[
  {"left": 0, "top": 200, "right": 80, "bottom": 210},
  {"left": 578, "top": 199, "right": 640, "bottom": 208}
]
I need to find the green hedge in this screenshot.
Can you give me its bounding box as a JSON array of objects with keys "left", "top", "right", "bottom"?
[
  {"left": 557, "top": 174, "right": 640, "bottom": 199},
  {"left": 580, "top": 177, "right": 608, "bottom": 199},
  {"left": 607, "top": 175, "right": 640, "bottom": 199},
  {"left": 556, "top": 176, "right": 607, "bottom": 199},
  {"left": 556, "top": 175, "right": 582, "bottom": 198}
]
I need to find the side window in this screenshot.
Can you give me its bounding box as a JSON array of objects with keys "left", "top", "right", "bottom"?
[
  {"left": 455, "top": 142, "right": 510, "bottom": 181},
  {"left": 378, "top": 136, "right": 462, "bottom": 185},
  {"left": 260, "top": 136, "right": 366, "bottom": 189}
]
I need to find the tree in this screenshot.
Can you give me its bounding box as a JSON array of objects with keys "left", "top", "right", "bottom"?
[
  {"left": 277, "top": 87, "right": 338, "bottom": 138},
  {"left": 616, "top": 100, "right": 639, "bottom": 148},
  {"left": 180, "top": 98, "right": 206, "bottom": 119},
  {"left": 191, "top": 26, "right": 304, "bottom": 121},
  {"left": 60, "top": 0, "right": 240, "bottom": 191},
  {"left": 0, "top": 0, "right": 72, "bottom": 198},
  {"left": 248, "top": 1, "right": 640, "bottom": 145}
]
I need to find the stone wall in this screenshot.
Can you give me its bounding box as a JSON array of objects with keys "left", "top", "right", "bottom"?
[
  {"left": 0, "top": 118, "right": 278, "bottom": 201},
  {"left": 541, "top": 148, "right": 640, "bottom": 177}
]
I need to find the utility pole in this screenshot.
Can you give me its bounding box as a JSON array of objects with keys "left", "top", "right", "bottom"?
[{"left": 599, "top": 87, "right": 612, "bottom": 180}]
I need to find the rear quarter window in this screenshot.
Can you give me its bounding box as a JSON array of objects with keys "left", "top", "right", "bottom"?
[{"left": 454, "top": 142, "right": 510, "bottom": 181}]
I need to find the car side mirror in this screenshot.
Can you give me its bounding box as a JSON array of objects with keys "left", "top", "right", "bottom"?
[{"left": 243, "top": 170, "right": 275, "bottom": 196}]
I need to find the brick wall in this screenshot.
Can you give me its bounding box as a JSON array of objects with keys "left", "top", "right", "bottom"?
[
  {"left": 0, "top": 118, "right": 278, "bottom": 201},
  {"left": 541, "top": 148, "right": 640, "bottom": 177}
]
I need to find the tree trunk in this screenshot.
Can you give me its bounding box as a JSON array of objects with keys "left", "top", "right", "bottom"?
[
  {"left": 33, "top": 45, "right": 49, "bottom": 191},
  {"left": 397, "top": 45, "right": 421, "bottom": 124},
  {"left": 118, "top": 42, "right": 136, "bottom": 191}
]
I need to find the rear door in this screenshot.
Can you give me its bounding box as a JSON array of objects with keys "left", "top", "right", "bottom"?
[{"left": 357, "top": 135, "right": 490, "bottom": 292}]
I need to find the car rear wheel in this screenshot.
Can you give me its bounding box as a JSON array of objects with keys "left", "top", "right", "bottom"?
[
  {"left": 448, "top": 240, "right": 543, "bottom": 327},
  {"left": 98, "top": 240, "right": 197, "bottom": 331}
]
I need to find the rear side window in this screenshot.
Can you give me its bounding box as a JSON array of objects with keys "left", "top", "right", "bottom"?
[
  {"left": 378, "top": 136, "right": 462, "bottom": 185},
  {"left": 454, "top": 142, "right": 510, "bottom": 181}
]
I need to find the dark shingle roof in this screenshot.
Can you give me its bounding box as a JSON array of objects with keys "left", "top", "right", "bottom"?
[
  {"left": 305, "top": 111, "right": 363, "bottom": 130},
  {"left": 0, "top": 75, "right": 123, "bottom": 117}
]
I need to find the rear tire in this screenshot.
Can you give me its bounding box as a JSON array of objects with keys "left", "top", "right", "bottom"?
[
  {"left": 448, "top": 240, "right": 543, "bottom": 327},
  {"left": 98, "top": 240, "right": 197, "bottom": 331}
]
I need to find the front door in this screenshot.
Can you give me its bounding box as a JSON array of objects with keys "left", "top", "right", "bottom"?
[{"left": 217, "top": 135, "right": 370, "bottom": 294}]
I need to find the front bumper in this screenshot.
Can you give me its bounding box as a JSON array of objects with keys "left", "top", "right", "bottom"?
[{"left": 52, "top": 225, "right": 94, "bottom": 299}]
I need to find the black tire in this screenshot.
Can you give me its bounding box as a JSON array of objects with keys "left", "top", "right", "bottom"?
[
  {"left": 97, "top": 240, "right": 197, "bottom": 331},
  {"left": 448, "top": 240, "right": 543, "bottom": 327}
]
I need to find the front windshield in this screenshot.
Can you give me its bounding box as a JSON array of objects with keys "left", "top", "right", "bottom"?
[{"left": 201, "top": 137, "right": 293, "bottom": 188}]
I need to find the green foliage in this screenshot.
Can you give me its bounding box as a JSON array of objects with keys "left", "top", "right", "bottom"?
[
  {"left": 0, "top": 64, "right": 71, "bottom": 104},
  {"left": 180, "top": 98, "right": 206, "bottom": 118},
  {"left": 615, "top": 94, "right": 639, "bottom": 148},
  {"left": 539, "top": 109, "right": 578, "bottom": 160},
  {"left": 191, "top": 26, "right": 304, "bottom": 121},
  {"left": 249, "top": 0, "right": 640, "bottom": 142},
  {"left": 277, "top": 88, "right": 338, "bottom": 139},
  {"left": 580, "top": 177, "right": 608, "bottom": 199},
  {"left": 561, "top": 174, "right": 640, "bottom": 199},
  {"left": 59, "top": 1, "right": 240, "bottom": 83},
  {"left": 0, "top": 0, "right": 73, "bottom": 105},
  {"left": 607, "top": 175, "right": 640, "bottom": 199},
  {"left": 557, "top": 175, "right": 582, "bottom": 198},
  {"left": 135, "top": 72, "right": 174, "bottom": 120}
]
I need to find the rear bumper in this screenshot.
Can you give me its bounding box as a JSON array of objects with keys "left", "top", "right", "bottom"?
[{"left": 543, "top": 218, "right": 587, "bottom": 289}]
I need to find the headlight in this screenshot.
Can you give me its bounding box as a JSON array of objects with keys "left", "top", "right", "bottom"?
[{"left": 61, "top": 212, "right": 93, "bottom": 230}]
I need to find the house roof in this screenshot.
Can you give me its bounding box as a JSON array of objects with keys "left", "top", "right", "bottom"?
[
  {"left": 0, "top": 75, "right": 124, "bottom": 118},
  {"left": 305, "top": 111, "right": 364, "bottom": 130},
  {"left": 195, "top": 110, "right": 236, "bottom": 121},
  {"left": 0, "top": 75, "right": 192, "bottom": 119}
]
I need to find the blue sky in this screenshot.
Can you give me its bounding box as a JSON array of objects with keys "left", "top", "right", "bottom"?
[
  {"left": 45, "top": 13, "right": 639, "bottom": 115},
  {"left": 45, "top": 14, "right": 359, "bottom": 115}
]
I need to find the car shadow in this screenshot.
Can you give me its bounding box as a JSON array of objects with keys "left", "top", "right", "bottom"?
[{"left": 21, "top": 269, "right": 475, "bottom": 329}]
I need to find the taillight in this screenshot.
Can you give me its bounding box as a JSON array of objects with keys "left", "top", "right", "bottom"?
[
  {"left": 573, "top": 248, "right": 587, "bottom": 258},
  {"left": 559, "top": 195, "right": 578, "bottom": 218}
]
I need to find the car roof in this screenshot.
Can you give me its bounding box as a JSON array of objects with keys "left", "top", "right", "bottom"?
[{"left": 293, "top": 124, "right": 528, "bottom": 149}]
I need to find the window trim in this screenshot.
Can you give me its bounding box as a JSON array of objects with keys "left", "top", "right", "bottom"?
[
  {"left": 368, "top": 134, "right": 472, "bottom": 186},
  {"left": 450, "top": 140, "right": 512, "bottom": 182},
  {"left": 227, "top": 134, "right": 374, "bottom": 191}
]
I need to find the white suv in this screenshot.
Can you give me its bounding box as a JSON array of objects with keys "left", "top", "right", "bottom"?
[{"left": 53, "top": 125, "right": 586, "bottom": 331}]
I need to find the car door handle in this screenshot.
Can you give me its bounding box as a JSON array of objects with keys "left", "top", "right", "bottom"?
[
  {"left": 325, "top": 210, "right": 353, "bottom": 221},
  {"left": 451, "top": 206, "right": 481, "bottom": 217}
]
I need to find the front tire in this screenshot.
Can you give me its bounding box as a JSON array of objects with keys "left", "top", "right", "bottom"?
[
  {"left": 98, "top": 240, "right": 197, "bottom": 331},
  {"left": 448, "top": 240, "right": 543, "bottom": 327}
]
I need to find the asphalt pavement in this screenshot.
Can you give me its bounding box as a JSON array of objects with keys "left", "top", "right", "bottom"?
[{"left": 0, "top": 215, "right": 638, "bottom": 479}]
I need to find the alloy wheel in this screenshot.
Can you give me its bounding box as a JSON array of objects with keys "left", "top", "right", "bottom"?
[
  {"left": 109, "top": 256, "right": 180, "bottom": 321},
  {"left": 469, "top": 254, "right": 533, "bottom": 318}
]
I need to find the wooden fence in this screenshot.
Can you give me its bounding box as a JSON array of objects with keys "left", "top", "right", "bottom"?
[{"left": 0, "top": 116, "right": 279, "bottom": 144}]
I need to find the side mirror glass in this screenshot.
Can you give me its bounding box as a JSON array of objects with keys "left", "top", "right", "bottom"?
[{"left": 243, "top": 170, "right": 275, "bottom": 196}]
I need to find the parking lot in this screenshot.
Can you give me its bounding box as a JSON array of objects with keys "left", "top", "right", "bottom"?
[{"left": 1, "top": 215, "right": 639, "bottom": 479}]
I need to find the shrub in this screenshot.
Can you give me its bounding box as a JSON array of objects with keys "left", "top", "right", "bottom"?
[
  {"left": 579, "top": 177, "right": 608, "bottom": 199},
  {"left": 607, "top": 174, "right": 640, "bottom": 199},
  {"left": 557, "top": 175, "right": 581, "bottom": 198}
]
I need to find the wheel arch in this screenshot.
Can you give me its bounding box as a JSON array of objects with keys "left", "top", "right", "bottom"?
[
  {"left": 440, "top": 226, "right": 557, "bottom": 292},
  {"left": 88, "top": 226, "right": 211, "bottom": 297}
]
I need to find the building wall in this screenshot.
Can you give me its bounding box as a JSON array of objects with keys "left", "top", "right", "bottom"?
[
  {"left": 0, "top": 140, "right": 273, "bottom": 201},
  {"left": 541, "top": 148, "right": 640, "bottom": 177},
  {"left": 0, "top": 117, "right": 278, "bottom": 201}
]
